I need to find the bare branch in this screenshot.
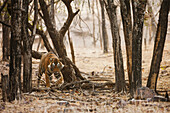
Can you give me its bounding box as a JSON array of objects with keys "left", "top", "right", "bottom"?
[
  {"left": 32, "top": 50, "right": 44, "bottom": 59},
  {"left": 0, "top": 20, "right": 11, "bottom": 27},
  {"left": 62, "top": 0, "right": 73, "bottom": 6},
  {"left": 28, "top": 23, "right": 55, "bottom": 54},
  {"left": 30, "top": 0, "right": 38, "bottom": 45},
  {"left": 0, "top": 0, "right": 8, "bottom": 14},
  {"left": 59, "top": 0, "right": 80, "bottom": 37}
]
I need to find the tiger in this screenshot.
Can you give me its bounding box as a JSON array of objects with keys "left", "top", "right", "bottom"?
[{"left": 37, "top": 52, "right": 64, "bottom": 88}]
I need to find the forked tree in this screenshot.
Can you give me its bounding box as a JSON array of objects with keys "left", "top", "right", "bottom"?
[
  {"left": 119, "top": 0, "right": 146, "bottom": 96},
  {"left": 39, "top": 0, "right": 84, "bottom": 83}
]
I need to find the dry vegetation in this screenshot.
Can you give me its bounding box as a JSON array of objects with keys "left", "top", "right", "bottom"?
[
  {"left": 0, "top": 0, "right": 170, "bottom": 112},
  {"left": 0, "top": 39, "right": 170, "bottom": 112}
]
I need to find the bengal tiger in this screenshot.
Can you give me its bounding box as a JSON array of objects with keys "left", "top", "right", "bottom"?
[{"left": 37, "top": 52, "right": 64, "bottom": 88}]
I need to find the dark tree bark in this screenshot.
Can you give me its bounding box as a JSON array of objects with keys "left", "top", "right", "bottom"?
[
  {"left": 0, "top": 0, "right": 8, "bottom": 14},
  {"left": 22, "top": 0, "right": 33, "bottom": 93},
  {"left": 131, "top": 0, "right": 146, "bottom": 96},
  {"left": 49, "top": 0, "right": 56, "bottom": 27},
  {"left": 1, "top": 73, "right": 9, "bottom": 102},
  {"left": 32, "top": 50, "right": 44, "bottom": 59},
  {"left": 99, "top": 0, "right": 108, "bottom": 53},
  {"left": 119, "top": 0, "right": 133, "bottom": 95},
  {"left": 105, "top": 0, "right": 126, "bottom": 92},
  {"left": 2, "top": 11, "right": 10, "bottom": 61},
  {"left": 9, "top": 0, "right": 22, "bottom": 101},
  {"left": 39, "top": 0, "right": 84, "bottom": 83},
  {"left": 147, "top": 0, "right": 169, "bottom": 91}
]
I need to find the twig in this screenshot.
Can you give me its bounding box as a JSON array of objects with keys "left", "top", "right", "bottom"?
[
  {"left": 0, "top": 0, "right": 8, "bottom": 14},
  {"left": 32, "top": 87, "right": 51, "bottom": 92},
  {"left": 80, "top": 71, "right": 90, "bottom": 75},
  {"left": 61, "top": 80, "right": 91, "bottom": 90},
  {"left": 24, "top": 93, "right": 49, "bottom": 97},
  {"left": 30, "top": 0, "right": 38, "bottom": 45},
  {"left": 28, "top": 23, "right": 55, "bottom": 54},
  {"left": 61, "top": 79, "right": 116, "bottom": 90},
  {"left": 0, "top": 20, "right": 11, "bottom": 27},
  {"left": 102, "top": 65, "right": 109, "bottom": 73},
  {"left": 47, "top": 91, "right": 76, "bottom": 102},
  {"left": 78, "top": 15, "right": 91, "bottom": 33}
]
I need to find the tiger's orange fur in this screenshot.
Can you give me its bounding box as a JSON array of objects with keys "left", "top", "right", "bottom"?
[{"left": 37, "top": 52, "right": 64, "bottom": 88}]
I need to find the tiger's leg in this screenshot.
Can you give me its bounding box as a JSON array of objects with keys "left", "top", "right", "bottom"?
[
  {"left": 55, "top": 71, "right": 64, "bottom": 87},
  {"left": 45, "top": 72, "right": 51, "bottom": 88},
  {"left": 37, "top": 71, "right": 43, "bottom": 87}
]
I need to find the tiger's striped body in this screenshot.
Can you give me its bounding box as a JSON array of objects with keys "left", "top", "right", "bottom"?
[{"left": 37, "top": 52, "right": 64, "bottom": 88}]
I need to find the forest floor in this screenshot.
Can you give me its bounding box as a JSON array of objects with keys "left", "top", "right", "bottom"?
[
  {"left": 0, "top": 39, "right": 170, "bottom": 112},
  {"left": 0, "top": 1, "right": 170, "bottom": 112}
]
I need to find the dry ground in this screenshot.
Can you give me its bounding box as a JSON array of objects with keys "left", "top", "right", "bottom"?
[
  {"left": 0, "top": 39, "right": 170, "bottom": 113},
  {"left": 0, "top": 0, "right": 170, "bottom": 112}
]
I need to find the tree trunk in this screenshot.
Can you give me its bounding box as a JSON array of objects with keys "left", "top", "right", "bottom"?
[
  {"left": 147, "top": 1, "right": 158, "bottom": 44},
  {"left": 119, "top": 0, "right": 133, "bottom": 95},
  {"left": 96, "top": 0, "right": 102, "bottom": 49},
  {"left": 49, "top": 0, "right": 56, "bottom": 27},
  {"left": 2, "top": 12, "right": 10, "bottom": 61},
  {"left": 131, "top": 0, "right": 146, "bottom": 96},
  {"left": 92, "top": 0, "right": 96, "bottom": 47},
  {"left": 9, "top": 0, "right": 22, "bottom": 101},
  {"left": 105, "top": 0, "right": 126, "bottom": 92},
  {"left": 147, "top": 0, "right": 169, "bottom": 91},
  {"left": 22, "top": 0, "right": 32, "bottom": 93},
  {"left": 68, "top": 29, "right": 75, "bottom": 64},
  {"left": 1, "top": 73, "right": 9, "bottom": 102},
  {"left": 39, "top": 0, "right": 84, "bottom": 83},
  {"left": 99, "top": 0, "right": 108, "bottom": 53}
]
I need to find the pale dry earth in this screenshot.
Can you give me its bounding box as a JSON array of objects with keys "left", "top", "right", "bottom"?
[
  {"left": 0, "top": 0, "right": 170, "bottom": 112},
  {"left": 0, "top": 39, "right": 169, "bottom": 113}
]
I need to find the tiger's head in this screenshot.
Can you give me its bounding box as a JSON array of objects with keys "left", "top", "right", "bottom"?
[{"left": 48, "top": 58, "right": 64, "bottom": 73}]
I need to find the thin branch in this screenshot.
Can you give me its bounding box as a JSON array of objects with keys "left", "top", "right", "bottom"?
[
  {"left": 38, "top": 9, "right": 43, "bottom": 18},
  {"left": 32, "top": 50, "right": 44, "bottom": 59},
  {"left": 68, "top": 29, "right": 75, "bottom": 64},
  {"left": 59, "top": 0, "right": 80, "bottom": 37},
  {"left": 30, "top": 0, "right": 38, "bottom": 45},
  {"left": 61, "top": 80, "right": 91, "bottom": 90},
  {"left": 77, "top": 14, "right": 91, "bottom": 32},
  {"left": 0, "top": 0, "right": 8, "bottom": 14},
  {"left": 0, "top": 20, "right": 11, "bottom": 27},
  {"left": 28, "top": 23, "right": 55, "bottom": 54}
]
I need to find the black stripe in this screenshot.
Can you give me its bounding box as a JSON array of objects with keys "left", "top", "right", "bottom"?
[{"left": 47, "top": 70, "right": 52, "bottom": 75}]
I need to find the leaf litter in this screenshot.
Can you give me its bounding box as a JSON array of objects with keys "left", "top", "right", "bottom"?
[{"left": 0, "top": 36, "right": 170, "bottom": 113}]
